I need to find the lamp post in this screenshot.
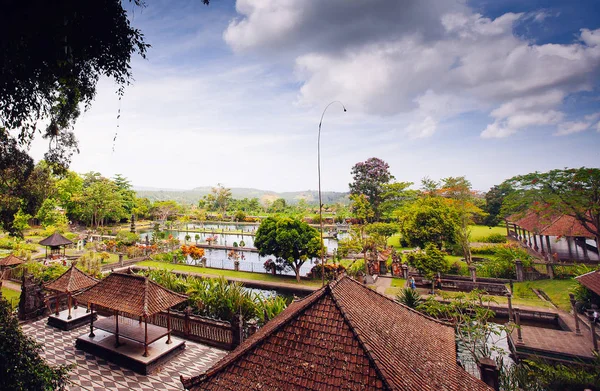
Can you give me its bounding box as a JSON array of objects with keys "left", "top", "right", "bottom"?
[{"left": 318, "top": 101, "right": 347, "bottom": 287}]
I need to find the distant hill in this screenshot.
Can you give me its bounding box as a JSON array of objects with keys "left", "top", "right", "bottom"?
[{"left": 134, "top": 186, "right": 349, "bottom": 205}]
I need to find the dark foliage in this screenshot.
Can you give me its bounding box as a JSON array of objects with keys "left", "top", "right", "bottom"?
[{"left": 0, "top": 297, "right": 71, "bottom": 390}]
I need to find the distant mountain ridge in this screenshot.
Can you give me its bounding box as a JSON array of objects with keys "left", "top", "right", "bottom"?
[{"left": 134, "top": 186, "right": 349, "bottom": 205}]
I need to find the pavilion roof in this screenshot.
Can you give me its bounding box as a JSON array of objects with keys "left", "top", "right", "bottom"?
[
  {"left": 74, "top": 272, "right": 187, "bottom": 317},
  {"left": 576, "top": 270, "right": 600, "bottom": 297},
  {"left": 44, "top": 265, "right": 98, "bottom": 294},
  {"left": 181, "top": 276, "right": 491, "bottom": 391},
  {"left": 39, "top": 232, "right": 73, "bottom": 247},
  {"left": 508, "top": 211, "right": 594, "bottom": 238},
  {"left": 539, "top": 214, "right": 593, "bottom": 238},
  {"left": 0, "top": 254, "right": 24, "bottom": 267}
]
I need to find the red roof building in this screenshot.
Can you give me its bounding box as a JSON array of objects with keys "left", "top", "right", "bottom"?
[
  {"left": 576, "top": 270, "right": 600, "bottom": 297},
  {"left": 181, "top": 276, "right": 491, "bottom": 391}
]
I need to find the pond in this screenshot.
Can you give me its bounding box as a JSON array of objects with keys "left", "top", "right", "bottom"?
[{"left": 456, "top": 324, "right": 514, "bottom": 379}]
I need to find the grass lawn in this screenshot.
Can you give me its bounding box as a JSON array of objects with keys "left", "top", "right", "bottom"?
[
  {"left": 1, "top": 287, "right": 20, "bottom": 309},
  {"left": 469, "top": 225, "right": 506, "bottom": 242},
  {"left": 511, "top": 279, "right": 577, "bottom": 312},
  {"left": 137, "top": 260, "right": 323, "bottom": 287}
]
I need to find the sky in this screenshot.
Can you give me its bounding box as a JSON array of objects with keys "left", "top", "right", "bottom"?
[{"left": 29, "top": 0, "right": 600, "bottom": 192}]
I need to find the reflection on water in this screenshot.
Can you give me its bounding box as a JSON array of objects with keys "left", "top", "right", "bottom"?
[{"left": 456, "top": 324, "right": 513, "bottom": 379}]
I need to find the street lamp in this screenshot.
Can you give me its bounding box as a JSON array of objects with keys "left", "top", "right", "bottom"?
[{"left": 318, "top": 101, "right": 347, "bottom": 287}]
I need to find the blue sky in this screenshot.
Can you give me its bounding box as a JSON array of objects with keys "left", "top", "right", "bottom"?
[{"left": 30, "top": 0, "right": 600, "bottom": 192}]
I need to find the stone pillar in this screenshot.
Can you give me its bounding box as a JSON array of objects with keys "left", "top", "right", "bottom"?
[
  {"left": 515, "top": 259, "right": 524, "bottom": 282},
  {"left": 506, "top": 293, "right": 514, "bottom": 322},
  {"left": 478, "top": 358, "right": 500, "bottom": 391},
  {"left": 231, "top": 314, "right": 243, "bottom": 348},
  {"left": 569, "top": 293, "right": 581, "bottom": 335},
  {"left": 505, "top": 220, "right": 510, "bottom": 237},
  {"left": 469, "top": 265, "right": 477, "bottom": 283},
  {"left": 172, "top": 254, "right": 177, "bottom": 264},
  {"left": 401, "top": 264, "right": 408, "bottom": 280},
  {"left": 545, "top": 235, "right": 552, "bottom": 256},
  {"left": 515, "top": 308, "right": 523, "bottom": 344},
  {"left": 546, "top": 262, "right": 554, "bottom": 279},
  {"left": 119, "top": 253, "right": 124, "bottom": 267},
  {"left": 533, "top": 234, "right": 539, "bottom": 252}
]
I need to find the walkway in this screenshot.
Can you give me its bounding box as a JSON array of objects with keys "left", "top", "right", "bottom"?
[
  {"left": 1, "top": 279, "right": 21, "bottom": 291},
  {"left": 22, "top": 317, "right": 226, "bottom": 390}
]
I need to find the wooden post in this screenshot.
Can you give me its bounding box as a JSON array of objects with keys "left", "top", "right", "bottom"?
[
  {"left": 184, "top": 307, "right": 191, "bottom": 337},
  {"left": 591, "top": 318, "right": 598, "bottom": 352},
  {"left": 143, "top": 316, "right": 149, "bottom": 357},
  {"left": 567, "top": 237, "right": 574, "bottom": 260},
  {"left": 89, "top": 304, "right": 95, "bottom": 338},
  {"left": 581, "top": 237, "right": 590, "bottom": 261},
  {"left": 73, "top": 297, "right": 78, "bottom": 310},
  {"left": 533, "top": 234, "right": 539, "bottom": 252},
  {"left": 545, "top": 235, "right": 552, "bottom": 256},
  {"left": 67, "top": 294, "right": 72, "bottom": 320},
  {"left": 55, "top": 292, "right": 60, "bottom": 315},
  {"left": 167, "top": 308, "right": 172, "bottom": 344},
  {"left": 569, "top": 294, "right": 581, "bottom": 335},
  {"left": 115, "top": 310, "right": 121, "bottom": 347},
  {"left": 505, "top": 220, "right": 510, "bottom": 237}
]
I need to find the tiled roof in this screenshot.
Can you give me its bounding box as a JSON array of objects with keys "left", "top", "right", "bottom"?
[
  {"left": 508, "top": 211, "right": 594, "bottom": 238},
  {"left": 182, "top": 276, "right": 491, "bottom": 391},
  {"left": 576, "top": 270, "right": 600, "bottom": 297},
  {"left": 539, "top": 214, "right": 594, "bottom": 238},
  {"left": 44, "top": 265, "right": 98, "bottom": 294},
  {"left": 0, "top": 254, "right": 24, "bottom": 267},
  {"left": 74, "top": 272, "right": 187, "bottom": 317},
  {"left": 39, "top": 232, "right": 73, "bottom": 247}
]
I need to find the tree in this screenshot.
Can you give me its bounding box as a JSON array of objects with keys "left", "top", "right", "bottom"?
[
  {"left": 483, "top": 183, "right": 514, "bottom": 227},
  {"left": 397, "top": 196, "right": 459, "bottom": 249},
  {"left": 349, "top": 158, "right": 394, "bottom": 221},
  {"left": 113, "top": 174, "right": 135, "bottom": 216},
  {"left": 204, "top": 184, "right": 232, "bottom": 215},
  {"left": 150, "top": 200, "right": 181, "bottom": 221},
  {"left": 0, "top": 297, "right": 71, "bottom": 390},
  {"left": 55, "top": 170, "right": 83, "bottom": 219},
  {"left": 439, "top": 177, "right": 484, "bottom": 265},
  {"left": 267, "top": 198, "right": 287, "bottom": 214},
  {"left": 254, "top": 216, "right": 320, "bottom": 282},
  {"left": 349, "top": 194, "right": 374, "bottom": 224},
  {"left": 12, "top": 209, "right": 32, "bottom": 237},
  {"left": 504, "top": 168, "right": 600, "bottom": 246},
  {"left": 406, "top": 243, "right": 449, "bottom": 278},
  {"left": 78, "top": 177, "right": 125, "bottom": 227},
  {"left": 379, "top": 181, "right": 417, "bottom": 219},
  {"left": 0, "top": 141, "right": 53, "bottom": 236}
]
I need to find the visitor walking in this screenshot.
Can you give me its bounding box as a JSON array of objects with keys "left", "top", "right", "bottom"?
[{"left": 436, "top": 275, "right": 442, "bottom": 290}]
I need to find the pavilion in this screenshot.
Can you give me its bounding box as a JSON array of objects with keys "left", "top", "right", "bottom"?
[
  {"left": 0, "top": 253, "right": 24, "bottom": 272},
  {"left": 45, "top": 265, "right": 98, "bottom": 330},
  {"left": 181, "top": 275, "right": 493, "bottom": 391},
  {"left": 39, "top": 232, "right": 73, "bottom": 260},
  {"left": 506, "top": 211, "right": 599, "bottom": 262},
  {"left": 74, "top": 272, "right": 188, "bottom": 375}
]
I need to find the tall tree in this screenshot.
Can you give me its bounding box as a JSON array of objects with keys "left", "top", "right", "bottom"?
[
  {"left": 503, "top": 168, "right": 600, "bottom": 246},
  {"left": 150, "top": 200, "right": 181, "bottom": 222},
  {"left": 204, "top": 184, "right": 232, "bottom": 215},
  {"left": 439, "top": 177, "right": 483, "bottom": 265},
  {"left": 77, "top": 178, "right": 125, "bottom": 227},
  {"left": 483, "top": 183, "right": 514, "bottom": 227},
  {"left": 254, "top": 216, "right": 320, "bottom": 282},
  {"left": 397, "top": 196, "right": 460, "bottom": 249},
  {"left": 349, "top": 158, "right": 394, "bottom": 221}
]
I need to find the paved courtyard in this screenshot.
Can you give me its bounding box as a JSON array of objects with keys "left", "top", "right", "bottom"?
[{"left": 22, "top": 317, "right": 227, "bottom": 391}]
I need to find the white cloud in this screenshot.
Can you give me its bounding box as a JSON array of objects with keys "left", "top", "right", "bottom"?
[
  {"left": 225, "top": 1, "right": 600, "bottom": 138},
  {"left": 555, "top": 121, "right": 592, "bottom": 136}
]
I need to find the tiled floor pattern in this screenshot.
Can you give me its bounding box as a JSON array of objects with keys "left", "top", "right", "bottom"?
[{"left": 22, "top": 318, "right": 226, "bottom": 390}]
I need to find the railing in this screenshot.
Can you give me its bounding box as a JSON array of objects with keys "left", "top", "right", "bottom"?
[{"left": 115, "top": 309, "right": 236, "bottom": 350}]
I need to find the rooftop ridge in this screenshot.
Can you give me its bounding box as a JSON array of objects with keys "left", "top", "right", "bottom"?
[{"left": 328, "top": 282, "right": 393, "bottom": 391}]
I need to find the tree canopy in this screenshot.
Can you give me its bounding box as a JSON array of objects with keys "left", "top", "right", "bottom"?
[
  {"left": 254, "top": 216, "right": 320, "bottom": 282},
  {"left": 349, "top": 157, "right": 394, "bottom": 221},
  {"left": 503, "top": 168, "right": 600, "bottom": 244}
]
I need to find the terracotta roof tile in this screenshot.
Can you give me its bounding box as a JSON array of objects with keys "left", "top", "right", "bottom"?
[
  {"left": 39, "top": 232, "right": 73, "bottom": 247},
  {"left": 182, "top": 276, "right": 491, "bottom": 391},
  {"left": 74, "top": 272, "right": 187, "bottom": 317},
  {"left": 576, "top": 270, "right": 600, "bottom": 297},
  {"left": 539, "top": 214, "right": 594, "bottom": 238},
  {"left": 0, "top": 254, "right": 24, "bottom": 267},
  {"left": 44, "top": 265, "right": 98, "bottom": 293}
]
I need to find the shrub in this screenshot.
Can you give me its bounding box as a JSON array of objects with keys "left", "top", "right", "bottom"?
[
  {"left": 405, "top": 244, "right": 449, "bottom": 278},
  {"left": 470, "top": 244, "right": 502, "bottom": 255},
  {"left": 308, "top": 263, "right": 346, "bottom": 280},
  {"left": 448, "top": 261, "right": 468, "bottom": 276},
  {"left": 396, "top": 287, "right": 422, "bottom": 309},
  {"left": 346, "top": 259, "right": 365, "bottom": 278},
  {"left": 115, "top": 230, "right": 138, "bottom": 246},
  {"left": 482, "top": 233, "right": 507, "bottom": 243}
]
